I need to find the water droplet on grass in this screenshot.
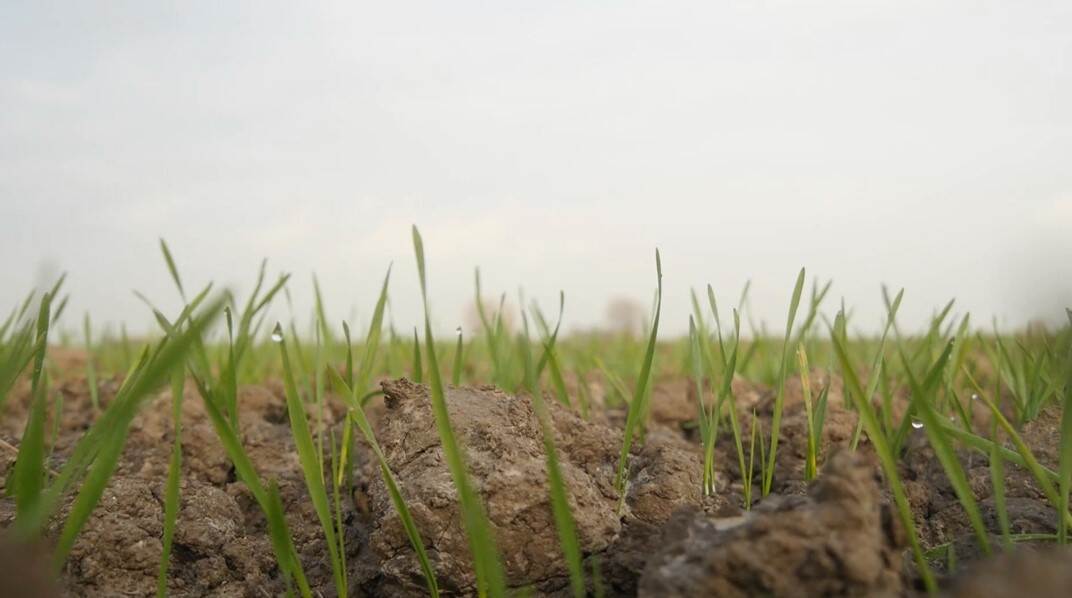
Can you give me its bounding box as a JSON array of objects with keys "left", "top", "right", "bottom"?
[
  {"left": 271, "top": 323, "right": 284, "bottom": 343},
  {"left": 456, "top": 326, "right": 462, "bottom": 336},
  {"left": 971, "top": 393, "right": 980, "bottom": 401},
  {"left": 911, "top": 420, "right": 924, "bottom": 429}
]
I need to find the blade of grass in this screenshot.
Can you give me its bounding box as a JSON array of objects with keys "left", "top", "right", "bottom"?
[
  {"left": 830, "top": 311, "right": 936, "bottom": 593},
  {"left": 413, "top": 225, "right": 506, "bottom": 597},
  {"left": 453, "top": 327, "right": 465, "bottom": 386},
  {"left": 275, "top": 323, "right": 346, "bottom": 598},
  {"left": 412, "top": 327, "right": 423, "bottom": 383},
  {"left": 83, "top": 313, "right": 100, "bottom": 410},
  {"left": 13, "top": 292, "right": 52, "bottom": 521},
  {"left": 159, "top": 238, "right": 186, "bottom": 301},
  {"left": 156, "top": 365, "right": 184, "bottom": 597},
  {"left": 615, "top": 249, "right": 663, "bottom": 500},
  {"left": 762, "top": 267, "right": 806, "bottom": 496},
  {"left": 849, "top": 289, "right": 904, "bottom": 450},
  {"left": 796, "top": 344, "right": 817, "bottom": 481},
  {"left": 520, "top": 307, "right": 585, "bottom": 598},
  {"left": 192, "top": 374, "right": 311, "bottom": 596},
  {"left": 50, "top": 297, "right": 225, "bottom": 568},
  {"left": 901, "top": 341, "right": 990, "bottom": 555},
  {"left": 328, "top": 367, "right": 440, "bottom": 597},
  {"left": 989, "top": 418, "right": 1011, "bottom": 550}
]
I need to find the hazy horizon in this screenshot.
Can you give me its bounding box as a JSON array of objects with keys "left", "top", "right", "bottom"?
[{"left": 3, "top": 1, "right": 1070, "bottom": 338}]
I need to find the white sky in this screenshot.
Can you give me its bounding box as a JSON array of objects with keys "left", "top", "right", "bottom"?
[{"left": 2, "top": 1, "right": 1070, "bottom": 338}]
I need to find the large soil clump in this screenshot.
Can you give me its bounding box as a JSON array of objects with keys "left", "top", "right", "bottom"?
[
  {"left": 359, "top": 379, "right": 719, "bottom": 595},
  {"left": 638, "top": 450, "right": 905, "bottom": 597}
]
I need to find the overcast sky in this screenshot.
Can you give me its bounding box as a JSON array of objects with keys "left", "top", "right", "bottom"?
[{"left": 2, "top": 1, "right": 1070, "bottom": 338}]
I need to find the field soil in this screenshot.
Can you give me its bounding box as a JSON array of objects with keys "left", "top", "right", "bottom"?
[{"left": 0, "top": 356, "right": 1068, "bottom": 597}]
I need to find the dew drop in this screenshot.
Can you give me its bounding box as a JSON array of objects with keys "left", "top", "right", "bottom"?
[
  {"left": 971, "top": 393, "right": 980, "bottom": 401},
  {"left": 911, "top": 420, "right": 924, "bottom": 430},
  {"left": 271, "top": 323, "right": 284, "bottom": 343},
  {"left": 456, "top": 326, "right": 463, "bottom": 337}
]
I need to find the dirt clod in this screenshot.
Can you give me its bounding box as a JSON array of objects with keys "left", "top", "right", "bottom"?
[
  {"left": 361, "top": 379, "right": 624, "bottom": 595},
  {"left": 949, "top": 546, "right": 1072, "bottom": 598},
  {"left": 638, "top": 450, "right": 905, "bottom": 597}
]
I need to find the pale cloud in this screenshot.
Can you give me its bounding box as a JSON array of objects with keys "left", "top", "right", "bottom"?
[{"left": 1, "top": 1, "right": 1070, "bottom": 336}]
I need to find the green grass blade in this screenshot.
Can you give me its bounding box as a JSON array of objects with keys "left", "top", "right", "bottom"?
[
  {"left": 51, "top": 297, "right": 225, "bottom": 568},
  {"left": 412, "top": 327, "right": 424, "bottom": 383},
  {"left": 328, "top": 367, "right": 440, "bottom": 597},
  {"left": 763, "top": 266, "right": 805, "bottom": 496},
  {"left": 520, "top": 304, "right": 585, "bottom": 597},
  {"left": 159, "top": 238, "right": 186, "bottom": 300},
  {"left": 688, "top": 317, "right": 714, "bottom": 495},
  {"left": 989, "top": 419, "right": 1010, "bottom": 550},
  {"left": 796, "top": 344, "right": 817, "bottom": 481},
  {"left": 615, "top": 249, "right": 663, "bottom": 497},
  {"left": 414, "top": 225, "right": 506, "bottom": 597},
  {"left": 453, "top": 327, "right": 465, "bottom": 386},
  {"left": 83, "top": 313, "right": 99, "bottom": 410},
  {"left": 192, "top": 375, "right": 311, "bottom": 596},
  {"left": 534, "top": 392, "right": 585, "bottom": 597},
  {"left": 830, "top": 312, "right": 936, "bottom": 593},
  {"left": 157, "top": 366, "right": 185, "bottom": 597},
  {"left": 1060, "top": 352, "right": 1072, "bottom": 543},
  {"left": 356, "top": 266, "right": 392, "bottom": 393},
  {"left": 275, "top": 323, "right": 346, "bottom": 597},
  {"left": 849, "top": 288, "right": 904, "bottom": 450},
  {"left": 902, "top": 341, "right": 990, "bottom": 554},
  {"left": 13, "top": 292, "right": 52, "bottom": 521}
]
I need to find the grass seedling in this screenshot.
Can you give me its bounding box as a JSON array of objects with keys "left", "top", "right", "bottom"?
[
  {"left": 474, "top": 269, "right": 508, "bottom": 388},
  {"left": 531, "top": 293, "right": 572, "bottom": 410},
  {"left": 796, "top": 344, "right": 818, "bottom": 481},
  {"left": 45, "top": 296, "right": 226, "bottom": 569},
  {"left": 192, "top": 372, "right": 311, "bottom": 596},
  {"left": 718, "top": 309, "right": 748, "bottom": 504},
  {"left": 848, "top": 289, "right": 905, "bottom": 451},
  {"left": 453, "top": 327, "right": 465, "bottom": 385},
  {"left": 413, "top": 225, "right": 506, "bottom": 597},
  {"left": 412, "top": 327, "right": 423, "bottom": 383},
  {"left": 83, "top": 313, "right": 99, "bottom": 410},
  {"left": 159, "top": 238, "right": 187, "bottom": 301},
  {"left": 1058, "top": 315, "right": 1072, "bottom": 544},
  {"left": 276, "top": 323, "right": 347, "bottom": 597},
  {"left": 328, "top": 367, "right": 440, "bottom": 597},
  {"left": 745, "top": 408, "right": 758, "bottom": 508},
  {"left": 831, "top": 310, "right": 936, "bottom": 594},
  {"left": 574, "top": 368, "right": 592, "bottom": 419},
  {"left": 688, "top": 318, "right": 714, "bottom": 495},
  {"left": 13, "top": 292, "right": 52, "bottom": 521},
  {"left": 762, "top": 267, "right": 806, "bottom": 497},
  {"left": 157, "top": 365, "right": 184, "bottom": 597},
  {"left": 989, "top": 418, "right": 1011, "bottom": 550},
  {"left": 901, "top": 340, "right": 990, "bottom": 555},
  {"left": 520, "top": 306, "right": 585, "bottom": 598},
  {"left": 615, "top": 249, "right": 662, "bottom": 501},
  {"left": 335, "top": 267, "right": 392, "bottom": 489}
]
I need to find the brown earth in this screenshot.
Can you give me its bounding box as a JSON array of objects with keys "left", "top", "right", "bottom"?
[
  {"left": 638, "top": 450, "right": 905, "bottom": 597},
  {"left": 0, "top": 366, "right": 1064, "bottom": 597}
]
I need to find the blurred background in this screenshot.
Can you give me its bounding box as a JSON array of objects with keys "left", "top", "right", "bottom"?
[{"left": 2, "top": 1, "right": 1070, "bottom": 337}]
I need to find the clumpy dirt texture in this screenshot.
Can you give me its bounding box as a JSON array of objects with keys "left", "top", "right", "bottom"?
[
  {"left": 0, "top": 364, "right": 1066, "bottom": 597},
  {"left": 948, "top": 546, "right": 1072, "bottom": 598},
  {"left": 1, "top": 379, "right": 351, "bottom": 598},
  {"left": 638, "top": 450, "right": 904, "bottom": 597},
  {"left": 357, "top": 379, "right": 723, "bottom": 596}
]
